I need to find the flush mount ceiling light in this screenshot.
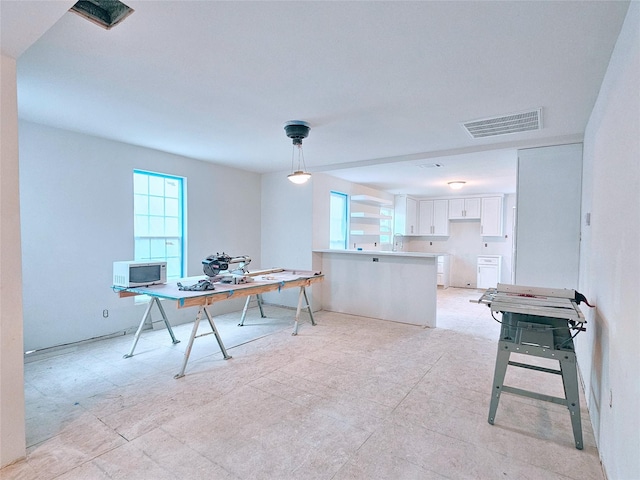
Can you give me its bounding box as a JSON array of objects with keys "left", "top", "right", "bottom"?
[
  {"left": 70, "top": 0, "right": 134, "bottom": 30},
  {"left": 285, "top": 121, "right": 311, "bottom": 185},
  {"left": 448, "top": 181, "right": 466, "bottom": 190}
]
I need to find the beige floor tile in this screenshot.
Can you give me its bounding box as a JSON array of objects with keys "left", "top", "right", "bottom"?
[{"left": 2, "top": 288, "right": 603, "bottom": 480}]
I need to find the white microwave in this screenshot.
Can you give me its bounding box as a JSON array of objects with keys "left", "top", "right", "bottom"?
[{"left": 113, "top": 260, "right": 167, "bottom": 287}]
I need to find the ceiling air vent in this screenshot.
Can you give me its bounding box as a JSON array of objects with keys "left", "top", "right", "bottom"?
[
  {"left": 462, "top": 108, "right": 542, "bottom": 139},
  {"left": 70, "top": 0, "right": 134, "bottom": 30}
]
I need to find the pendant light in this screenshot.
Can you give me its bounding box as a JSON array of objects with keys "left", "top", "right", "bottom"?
[{"left": 285, "top": 121, "right": 311, "bottom": 184}]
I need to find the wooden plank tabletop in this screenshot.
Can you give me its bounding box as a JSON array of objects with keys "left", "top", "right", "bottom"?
[{"left": 114, "top": 269, "right": 324, "bottom": 308}]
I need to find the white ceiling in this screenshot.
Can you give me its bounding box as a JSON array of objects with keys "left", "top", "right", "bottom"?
[{"left": 3, "top": 1, "right": 630, "bottom": 197}]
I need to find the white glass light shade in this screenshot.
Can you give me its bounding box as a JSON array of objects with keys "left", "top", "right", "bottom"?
[
  {"left": 288, "top": 171, "right": 311, "bottom": 184},
  {"left": 448, "top": 181, "right": 466, "bottom": 190}
]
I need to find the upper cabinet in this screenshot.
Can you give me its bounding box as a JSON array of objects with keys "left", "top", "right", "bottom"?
[
  {"left": 394, "top": 195, "right": 418, "bottom": 235},
  {"left": 481, "top": 196, "right": 504, "bottom": 236},
  {"left": 448, "top": 197, "right": 481, "bottom": 219},
  {"left": 418, "top": 199, "right": 449, "bottom": 236},
  {"left": 394, "top": 194, "right": 502, "bottom": 238}
]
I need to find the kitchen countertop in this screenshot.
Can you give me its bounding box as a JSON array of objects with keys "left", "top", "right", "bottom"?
[{"left": 313, "top": 249, "right": 448, "bottom": 258}]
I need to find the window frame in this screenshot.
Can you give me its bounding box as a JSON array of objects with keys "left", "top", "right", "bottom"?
[
  {"left": 329, "top": 191, "right": 349, "bottom": 250},
  {"left": 133, "top": 169, "right": 186, "bottom": 280}
]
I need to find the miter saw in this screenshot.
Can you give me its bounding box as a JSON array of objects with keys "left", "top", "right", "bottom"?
[{"left": 202, "top": 253, "right": 253, "bottom": 284}]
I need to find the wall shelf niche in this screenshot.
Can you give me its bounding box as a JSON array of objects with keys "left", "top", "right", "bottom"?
[{"left": 351, "top": 194, "right": 393, "bottom": 207}]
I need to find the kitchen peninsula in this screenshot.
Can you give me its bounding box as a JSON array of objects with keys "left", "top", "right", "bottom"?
[{"left": 313, "top": 250, "right": 440, "bottom": 327}]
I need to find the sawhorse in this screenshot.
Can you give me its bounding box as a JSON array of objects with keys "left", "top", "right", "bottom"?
[
  {"left": 238, "top": 286, "right": 316, "bottom": 335},
  {"left": 123, "top": 296, "right": 180, "bottom": 358}
]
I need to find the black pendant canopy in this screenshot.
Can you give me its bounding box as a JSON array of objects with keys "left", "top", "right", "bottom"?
[{"left": 284, "top": 121, "right": 310, "bottom": 145}]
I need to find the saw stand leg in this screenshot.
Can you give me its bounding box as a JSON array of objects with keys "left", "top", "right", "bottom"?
[
  {"left": 488, "top": 341, "right": 584, "bottom": 450},
  {"left": 124, "top": 296, "right": 180, "bottom": 359},
  {"left": 292, "top": 286, "right": 316, "bottom": 336},
  {"left": 238, "top": 294, "right": 266, "bottom": 326},
  {"left": 175, "top": 306, "right": 232, "bottom": 379}
]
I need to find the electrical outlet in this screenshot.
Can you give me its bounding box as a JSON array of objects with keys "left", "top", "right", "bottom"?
[{"left": 103, "top": 309, "right": 109, "bottom": 318}]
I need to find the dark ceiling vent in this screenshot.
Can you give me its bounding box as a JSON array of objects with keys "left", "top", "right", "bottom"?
[
  {"left": 462, "top": 108, "right": 542, "bottom": 139},
  {"left": 70, "top": 0, "right": 134, "bottom": 30}
]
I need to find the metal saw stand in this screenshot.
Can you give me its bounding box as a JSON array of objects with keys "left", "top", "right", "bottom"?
[
  {"left": 489, "top": 313, "right": 583, "bottom": 449},
  {"left": 476, "top": 284, "right": 586, "bottom": 450}
]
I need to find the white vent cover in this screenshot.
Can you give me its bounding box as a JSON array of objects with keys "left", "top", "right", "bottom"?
[{"left": 462, "top": 108, "right": 542, "bottom": 138}]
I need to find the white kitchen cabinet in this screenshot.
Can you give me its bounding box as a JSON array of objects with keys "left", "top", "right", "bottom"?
[
  {"left": 394, "top": 195, "right": 418, "bottom": 235},
  {"left": 448, "top": 197, "right": 481, "bottom": 219},
  {"left": 418, "top": 199, "right": 449, "bottom": 236},
  {"left": 477, "top": 255, "right": 502, "bottom": 289},
  {"left": 480, "top": 196, "right": 503, "bottom": 236}
]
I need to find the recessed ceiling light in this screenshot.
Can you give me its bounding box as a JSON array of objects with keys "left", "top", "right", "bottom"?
[{"left": 70, "top": 0, "right": 134, "bottom": 30}]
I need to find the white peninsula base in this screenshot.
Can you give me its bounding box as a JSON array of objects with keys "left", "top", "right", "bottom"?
[{"left": 314, "top": 250, "right": 438, "bottom": 327}]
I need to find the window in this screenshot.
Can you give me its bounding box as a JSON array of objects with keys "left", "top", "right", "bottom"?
[
  {"left": 133, "top": 170, "right": 185, "bottom": 280},
  {"left": 329, "top": 191, "right": 348, "bottom": 250}
]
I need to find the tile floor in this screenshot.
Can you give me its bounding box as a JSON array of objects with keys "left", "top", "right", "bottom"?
[{"left": 2, "top": 288, "right": 603, "bottom": 479}]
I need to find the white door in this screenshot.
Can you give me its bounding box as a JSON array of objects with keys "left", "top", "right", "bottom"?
[{"left": 515, "top": 143, "right": 582, "bottom": 289}]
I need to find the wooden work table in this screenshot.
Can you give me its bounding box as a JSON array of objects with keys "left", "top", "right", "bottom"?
[{"left": 115, "top": 269, "right": 323, "bottom": 377}]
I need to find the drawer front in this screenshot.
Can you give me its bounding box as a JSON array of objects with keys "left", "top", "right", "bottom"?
[{"left": 478, "top": 257, "right": 499, "bottom": 265}]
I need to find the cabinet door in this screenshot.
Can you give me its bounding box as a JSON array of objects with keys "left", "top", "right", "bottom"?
[
  {"left": 394, "top": 195, "right": 418, "bottom": 235},
  {"left": 449, "top": 198, "right": 480, "bottom": 219},
  {"left": 406, "top": 197, "right": 417, "bottom": 234},
  {"left": 477, "top": 265, "right": 498, "bottom": 289},
  {"left": 432, "top": 199, "right": 449, "bottom": 235},
  {"left": 481, "top": 196, "right": 503, "bottom": 236},
  {"left": 418, "top": 200, "right": 434, "bottom": 234},
  {"left": 464, "top": 198, "right": 481, "bottom": 219},
  {"left": 448, "top": 198, "right": 465, "bottom": 219}
]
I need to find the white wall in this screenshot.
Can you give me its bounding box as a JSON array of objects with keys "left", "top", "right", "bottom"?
[
  {"left": 1, "top": 53, "right": 26, "bottom": 468},
  {"left": 260, "top": 171, "right": 314, "bottom": 307},
  {"left": 578, "top": 4, "right": 639, "bottom": 479},
  {"left": 19, "top": 122, "right": 262, "bottom": 351},
  {"left": 404, "top": 194, "right": 515, "bottom": 287}
]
